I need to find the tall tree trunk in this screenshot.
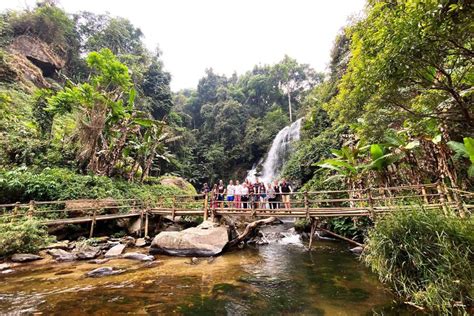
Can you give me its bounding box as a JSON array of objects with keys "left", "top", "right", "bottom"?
[{"left": 287, "top": 91, "right": 293, "bottom": 123}]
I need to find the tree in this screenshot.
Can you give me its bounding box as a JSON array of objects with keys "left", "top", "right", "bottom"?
[
  {"left": 272, "top": 55, "right": 323, "bottom": 122},
  {"left": 328, "top": 0, "right": 473, "bottom": 141}
]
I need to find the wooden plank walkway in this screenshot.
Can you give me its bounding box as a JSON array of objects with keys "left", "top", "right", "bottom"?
[{"left": 0, "top": 184, "right": 471, "bottom": 237}]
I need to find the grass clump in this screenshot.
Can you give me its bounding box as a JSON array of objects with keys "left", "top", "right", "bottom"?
[
  {"left": 363, "top": 207, "right": 473, "bottom": 313},
  {"left": 0, "top": 217, "right": 54, "bottom": 257}
]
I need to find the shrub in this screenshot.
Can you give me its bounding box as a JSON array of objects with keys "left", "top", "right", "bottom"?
[
  {"left": 0, "top": 167, "right": 194, "bottom": 204},
  {"left": 363, "top": 207, "right": 473, "bottom": 313},
  {"left": 0, "top": 218, "right": 54, "bottom": 257}
]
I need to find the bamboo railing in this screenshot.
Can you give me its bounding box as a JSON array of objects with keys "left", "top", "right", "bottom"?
[{"left": 0, "top": 183, "right": 471, "bottom": 237}]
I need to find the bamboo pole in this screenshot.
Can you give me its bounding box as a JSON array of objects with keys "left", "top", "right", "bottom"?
[
  {"left": 171, "top": 197, "right": 176, "bottom": 221},
  {"left": 308, "top": 217, "right": 317, "bottom": 250},
  {"left": 304, "top": 192, "right": 309, "bottom": 220},
  {"left": 436, "top": 183, "right": 449, "bottom": 215},
  {"left": 28, "top": 200, "right": 36, "bottom": 218},
  {"left": 203, "top": 193, "right": 208, "bottom": 221},
  {"left": 144, "top": 211, "right": 149, "bottom": 237},
  {"left": 89, "top": 209, "right": 97, "bottom": 238},
  {"left": 318, "top": 228, "right": 364, "bottom": 247}
]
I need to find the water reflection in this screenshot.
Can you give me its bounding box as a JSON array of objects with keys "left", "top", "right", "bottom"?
[{"left": 0, "top": 229, "right": 413, "bottom": 315}]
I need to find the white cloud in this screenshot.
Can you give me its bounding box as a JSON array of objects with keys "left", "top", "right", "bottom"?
[{"left": 1, "top": 0, "right": 366, "bottom": 91}]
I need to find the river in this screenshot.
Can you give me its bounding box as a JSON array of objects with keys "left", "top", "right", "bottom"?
[{"left": 0, "top": 225, "right": 413, "bottom": 315}]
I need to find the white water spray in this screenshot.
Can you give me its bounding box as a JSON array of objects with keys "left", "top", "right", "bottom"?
[{"left": 247, "top": 118, "right": 302, "bottom": 184}]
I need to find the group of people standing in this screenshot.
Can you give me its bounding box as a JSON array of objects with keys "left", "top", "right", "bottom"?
[{"left": 201, "top": 178, "right": 293, "bottom": 209}]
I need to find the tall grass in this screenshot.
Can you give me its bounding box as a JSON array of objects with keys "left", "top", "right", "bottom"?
[{"left": 363, "top": 207, "right": 473, "bottom": 313}]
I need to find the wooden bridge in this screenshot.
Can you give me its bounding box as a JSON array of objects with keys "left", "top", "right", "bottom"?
[{"left": 1, "top": 183, "right": 472, "bottom": 238}]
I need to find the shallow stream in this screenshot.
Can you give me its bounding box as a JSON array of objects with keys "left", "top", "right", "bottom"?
[{"left": 0, "top": 225, "right": 414, "bottom": 315}]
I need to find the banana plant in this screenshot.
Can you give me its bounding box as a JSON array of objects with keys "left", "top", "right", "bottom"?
[
  {"left": 448, "top": 137, "right": 474, "bottom": 177},
  {"left": 315, "top": 145, "right": 365, "bottom": 188}
]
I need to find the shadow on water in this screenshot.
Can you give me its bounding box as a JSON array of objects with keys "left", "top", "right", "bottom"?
[{"left": 0, "top": 226, "right": 419, "bottom": 315}]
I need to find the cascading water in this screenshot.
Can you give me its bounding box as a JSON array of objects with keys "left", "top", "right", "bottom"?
[{"left": 247, "top": 118, "right": 303, "bottom": 184}]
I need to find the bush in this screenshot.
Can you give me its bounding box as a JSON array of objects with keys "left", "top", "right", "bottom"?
[
  {"left": 363, "top": 207, "right": 473, "bottom": 313},
  {"left": 0, "top": 218, "right": 54, "bottom": 257},
  {"left": 0, "top": 167, "right": 194, "bottom": 203}
]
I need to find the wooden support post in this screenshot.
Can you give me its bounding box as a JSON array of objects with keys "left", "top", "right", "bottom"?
[
  {"left": 436, "top": 182, "right": 449, "bottom": 215},
  {"left": 144, "top": 211, "right": 149, "bottom": 237},
  {"left": 304, "top": 192, "right": 310, "bottom": 220},
  {"left": 89, "top": 209, "right": 97, "bottom": 238},
  {"left": 203, "top": 193, "right": 209, "bottom": 221},
  {"left": 172, "top": 197, "right": 176, "bottom": 221},
  {"left": 28, "top": 200, "right": 36, "bottom": 218},
  {"left": 139, "top": 210, "right": 144, "bottom": 237},
  {"left": 308, "top": 217, "right": 317, "bottom": 250},
  {"left": 448, "top": 186, "right": 467, "bottom": 218}
]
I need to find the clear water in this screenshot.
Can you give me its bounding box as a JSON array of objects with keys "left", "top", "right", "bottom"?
[{"left": 0, "top": 230, "right": 413, "bottom": 315}]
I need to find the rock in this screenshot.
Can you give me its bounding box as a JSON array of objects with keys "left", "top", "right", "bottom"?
[
  {"left": 11, "top": 254, "right": 43, "bottom": 263},
  {"left": 0, "top": 263, "right": 12, "bottom": 271},
  {"left": 121, "top": 236, "right": 135, "bottom": 247},
  {"left": 350, "top": 246, "right": 364, "bottom": 255},
  {"left": 163, "top": 224, "right": 182, "bottom": 232},
  {"left": 74, "top": 245, "right": 101, "bottom": 260},
  {"left": 1, "top": 269, "right": 14, "bottom": 274},
  {"left": 47, "top": 249, "right": 77, "bottom": 261},
  {"left": 159, "top": 176, "right": 195, "bottom": 192},
  {"left": 122, "top": 252, "right": 154, "bottom": 262},
  {"left": 86, "top": 267, "right": 124, "bottom": 278},
  {"left": 43, "top": 241, "right": 70, "bottom": 250},
  {"left": 8, "top": 35, "right": 65, "bottom": 76},
  {"left": 135, "top": 238, "right": 147, "bottom": 247},
  {"left": 104, "top": 244, "right": 126, "bottom": 258},
  {"left": 128, "top": 218, "right": 142, "bottom": 235},
  {"left": 150, "top": 220, "right": 229, "bottom": 257},
  {"left": 0, "top": 52, "right": 50, "bottom": 89},
  {"left": 88, "top": 258, "right": 110, "bottom": 264}
]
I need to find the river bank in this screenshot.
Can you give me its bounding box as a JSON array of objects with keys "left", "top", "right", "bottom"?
[{"left": 0, "top": 224, "right": 414, "bottom": 315}]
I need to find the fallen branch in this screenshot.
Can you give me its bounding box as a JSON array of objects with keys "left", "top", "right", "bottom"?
[
  {"left": 228, "top": 217, "right": 278, "bottom": 247},
  {"left": 318, "top": 228, "right": 364, "bottom": 248}
]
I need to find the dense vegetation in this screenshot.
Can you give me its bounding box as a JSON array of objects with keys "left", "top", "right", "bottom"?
[
  {"left": 282, "top": 0, "right": 473, "bottom": 194},
  {"left": 0, "top": 0, "right": 472, "bottom": 312},
  {"left": 363, "top": 207, "right": 473, "bottom": 313}
]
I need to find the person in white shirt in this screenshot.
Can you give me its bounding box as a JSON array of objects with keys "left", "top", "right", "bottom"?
[
  {"left": 226, "top": 180, "right": 235, "bottom": 208},
  {"left": 234, "top": 180, "right": 243, "bottom": 208}
]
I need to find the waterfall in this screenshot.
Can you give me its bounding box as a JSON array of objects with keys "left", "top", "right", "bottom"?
[{"left": 247, "top": 118, "right": 302, "bottom": 184}]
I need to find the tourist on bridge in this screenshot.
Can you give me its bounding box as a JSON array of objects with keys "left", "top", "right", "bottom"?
[
  {"left": 241, "top": 183, "right": 249, "bottom": 209},
  {"left": 279, "top": 179, "right": 293, "bottom": 209},
  {"left": 226, "top": 180, "right": 235, "bottom": 207},
  {"left": 234, "top": 180, "right": 243, "bottom": 208},
  {"left": 201, "top": 183, "right": 209, "bottom": 195},
  {"left": 273, "top": 180, "right": 281, "bottom": 209},
  {"left": 259, "top": 181, "right": 267, "bottom": 209},
  {"left": 267, "top": 183, "right": 276, "bottom": 209},
  {"left": 217, "top": 180, "right": 226, "bottom": 207},
  {"left": 211, "top": 184, "right": 218, "bottom": 208}
]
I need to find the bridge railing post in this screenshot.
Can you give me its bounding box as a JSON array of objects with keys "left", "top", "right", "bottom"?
[
  {"left": 304, "top": 192, "right": 309, "bottom": 220},
  {"left": 367, "top": 188, "right": 375, "bottom": 218},
  {"left": 436, "top": 182, "right": 449, "bottom": 215},
  {"left": 28, "top": 200, "right": 36, "bottom": 219}
]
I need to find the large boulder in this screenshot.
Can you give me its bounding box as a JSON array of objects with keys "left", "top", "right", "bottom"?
[{"left": 150, "top": 221, "right": 229, "bottom": 257}]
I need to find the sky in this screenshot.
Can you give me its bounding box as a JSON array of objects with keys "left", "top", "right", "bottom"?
[{"left": 1, "top": 0, "right": 366, "bottom": 91}]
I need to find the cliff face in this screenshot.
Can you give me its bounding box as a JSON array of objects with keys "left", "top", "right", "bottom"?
[
  {"left": 0, "top": 35, "right": 65, "bottom": 90},
  {"left": 8, "top": 35, "right": 65, "bottom": 77}
]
